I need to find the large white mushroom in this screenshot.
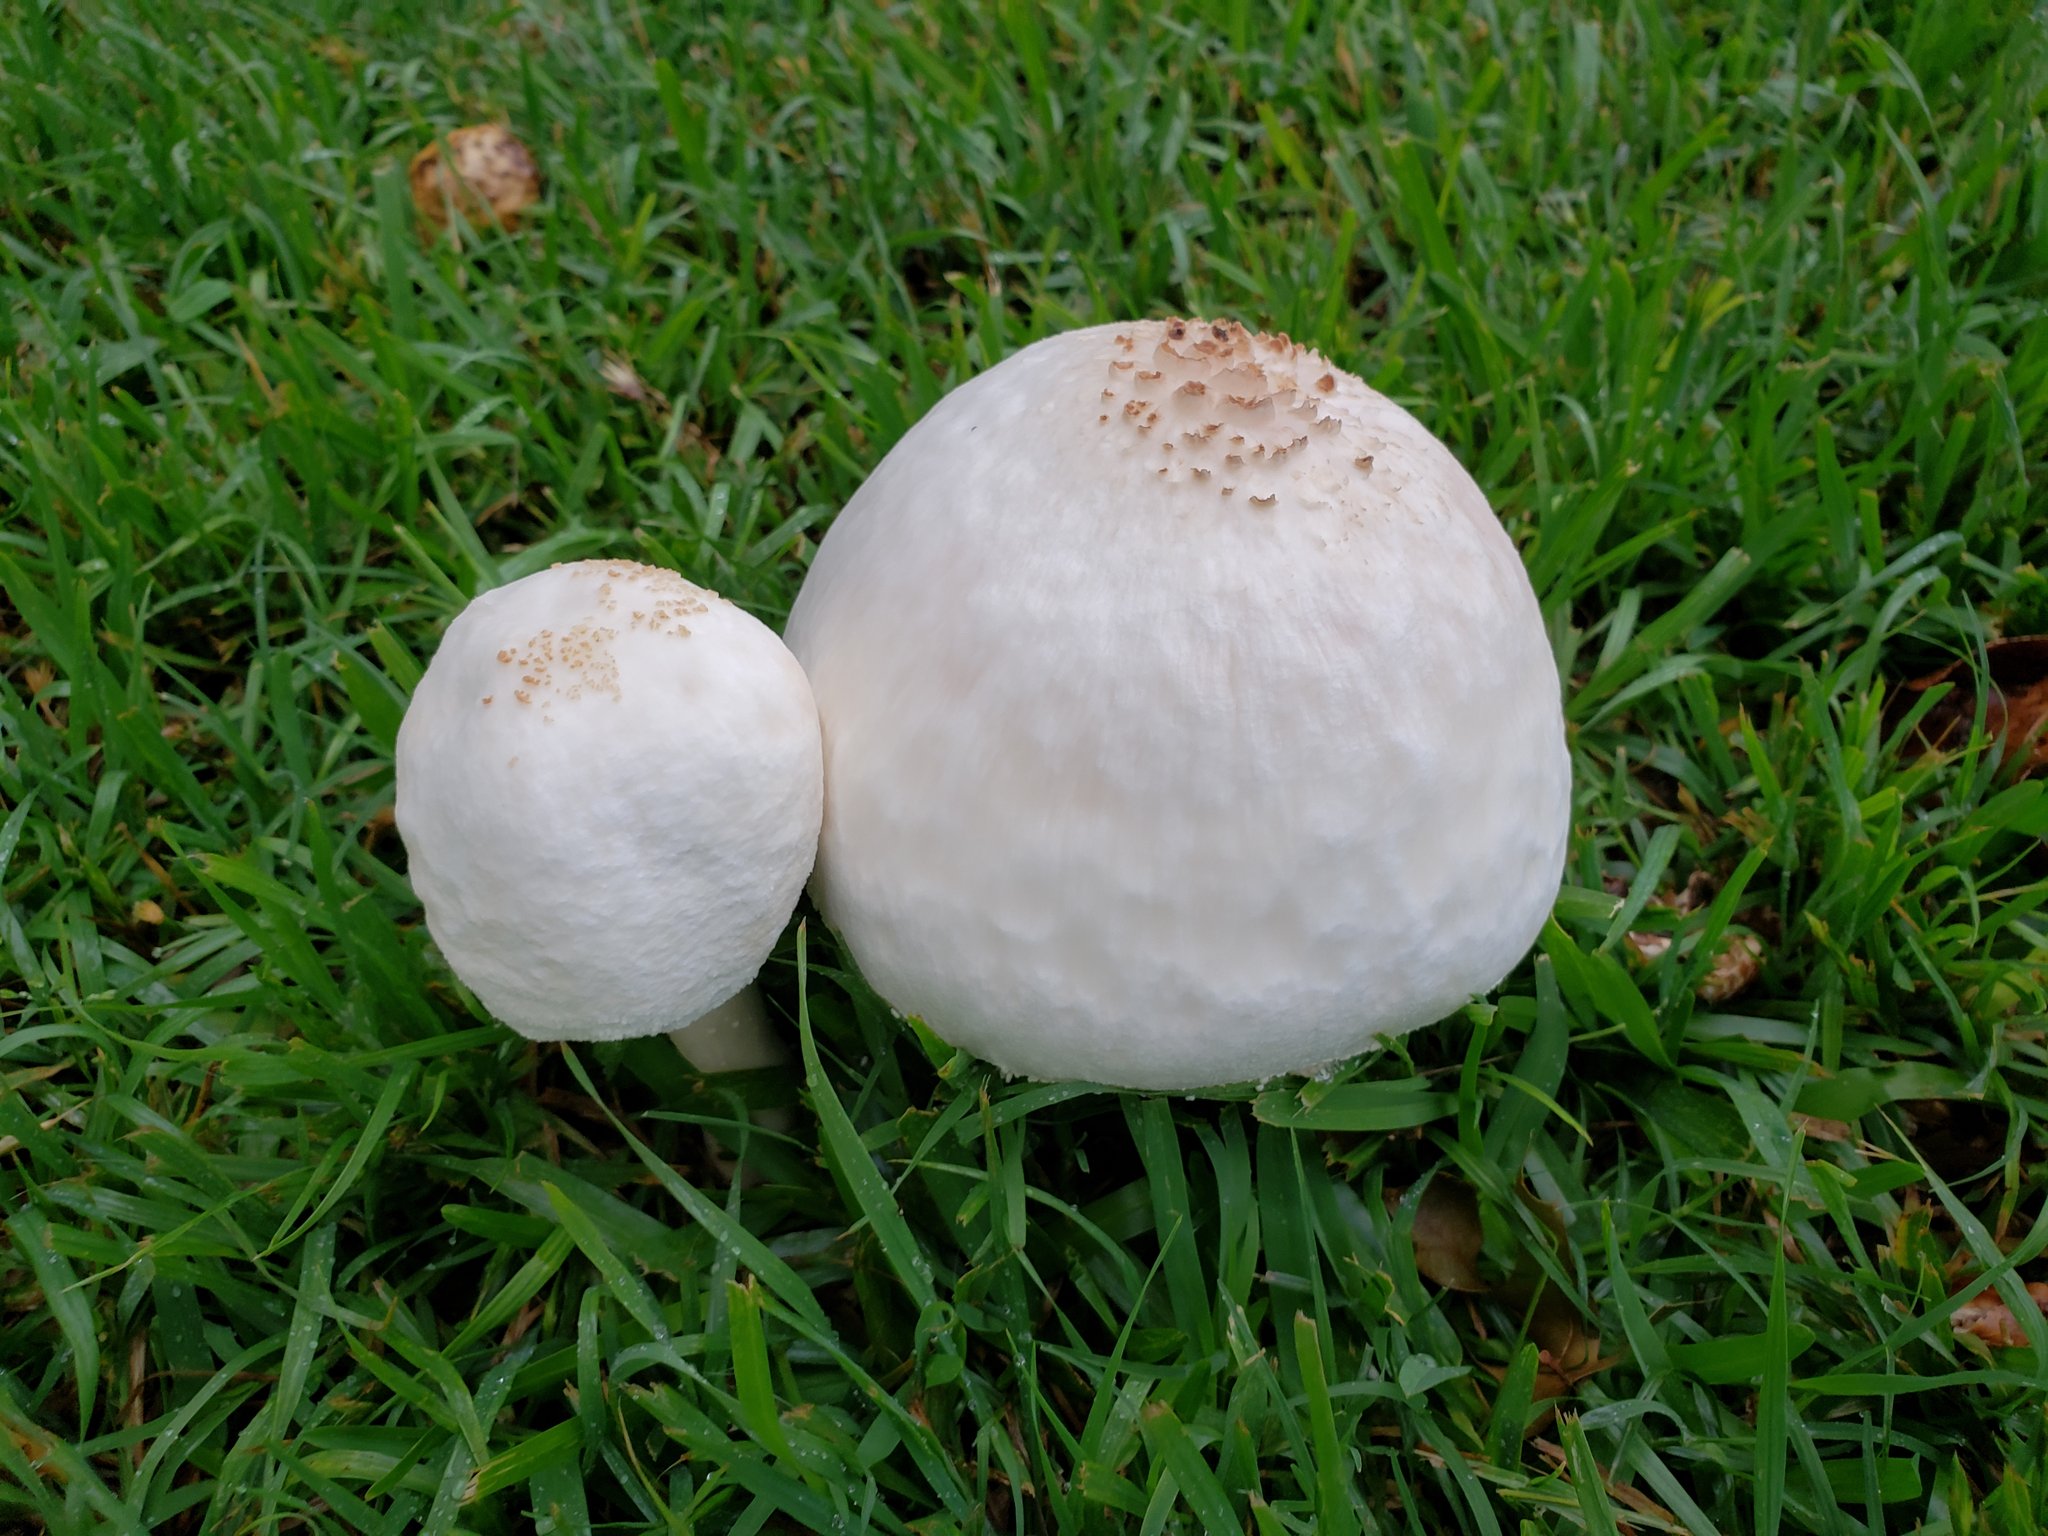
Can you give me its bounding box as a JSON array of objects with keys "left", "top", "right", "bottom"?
[
  {"left": 395, "top": 560, "right": 821, "bottom": 1073},
  {"left": 785, "top": 317, "right": 1571, "bottom": 1091}
]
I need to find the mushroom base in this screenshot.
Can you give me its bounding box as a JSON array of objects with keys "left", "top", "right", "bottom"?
[{"left": 666, "top": 985, "right": 788, "bottom": 1074}]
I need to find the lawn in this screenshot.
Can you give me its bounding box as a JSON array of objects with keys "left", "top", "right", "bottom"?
[{"left": 3, "top": 0, "right": 2048, "bottom": 1531}]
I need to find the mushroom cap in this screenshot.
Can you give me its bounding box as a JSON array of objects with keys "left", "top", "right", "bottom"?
[
  {"left": 395, "top": 561, "right": 822, "bottom": 1041},
  {"left": 408, "top": 124, "right": 541, "bottom": 230},
  {"left": 784, "top": 318, "right": 1571, "bottom": 1090}
]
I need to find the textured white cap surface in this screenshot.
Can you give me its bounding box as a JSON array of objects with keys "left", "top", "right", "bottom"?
[
  {"left": 396, "top": 560, "right": 822, "bottom": 1041},
  {"left": 786, "top": 319, "right": 1570, "bottom": 1089}
]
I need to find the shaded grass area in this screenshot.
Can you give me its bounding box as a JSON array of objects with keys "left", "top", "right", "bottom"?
[{"left": 3, "top": 0, "right": 2048, "bottom": 1530}]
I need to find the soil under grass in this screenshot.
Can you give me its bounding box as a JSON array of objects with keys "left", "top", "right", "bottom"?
[{"left": 2, "top": 1, "right": 2047, "bottom": 1532}]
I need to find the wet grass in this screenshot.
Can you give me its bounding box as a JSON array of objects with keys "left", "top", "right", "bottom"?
[{"left": 3, "top": 0, "right": 2048, "bottom": 1531}]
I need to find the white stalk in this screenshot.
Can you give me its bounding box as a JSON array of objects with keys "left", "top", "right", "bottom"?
[{"left": 666, "top": 984, "right": 785, "bottom": 1073}]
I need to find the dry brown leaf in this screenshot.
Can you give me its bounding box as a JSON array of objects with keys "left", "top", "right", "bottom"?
[
  {"left": 1624, "top": 913, "right": 1765, "bottom": 1004},
  {"left": 1502, "top": 1186, "right": 1618, "bottom": 1390},
  {"left": 599, "top": 353, "right": 669, "bottom": 412},
  {"left": 1481, "top": 1338, "right": 1625, "bottom": 1430},
  {"left": 309, "top": 36, "right": 363, "bottom": 75},
  {"left": 1696, "top": 931, "right": 1763, "bottom": 1003},
  {"left": 0, "top": 1106, "right": 84, "bottom": 1159},
  {"left": 1904, "top": 636, "right": 2048, "bottom": 777},
  {"left": 1526, "top": 1288, "right": 1617, "bottom": 1382},
  {"left": 1669, "top": 868, "right": 1715, "bottom": 915},
  {"left": 409, "top": 125, "right": 542, "bottom": 234},
  {"left": 357, "top": 803, "right": 397, "bottom": 848},
  {"left": 1479, "top": 1358, "right": 1570, "bottom": 1422},
  {"left": 1624, "top": 929, "right": 1672, "bottom": 965},
  {"left": 1788, "top": 1112, "right": 1854, "bottom": 1143},
  {"left": 1610, "top": 1479, "right": 1682, "bottom": 1525},
  {"left": 1397, "top": 1176, "right": 1486, "bottom": 1292},
  {"left": 1530, "top": 1371, "right": 1571, "bottom": 1406},
  {"left": 1414, "top": 1180, "right": 1622, "bottom": 1426},
  {"left": 3, "top": 1419, "right": 54, "bottom": 1471},
  {"left": 1952, "top": 1282, "right": 2048, "bottom": 1349},
  {"left": 1620, "top": 868, "right": 1771, "bottom": 1001},
  {"left": 1763, "top": 1209, "right": 1806, "bottom": 1263},
  {"left": 124, "top": 1330, "right": 149, "bottom": 1466},
  {"left": 1533, "top": 1433, "right": 1669, "bottom": 1524}
]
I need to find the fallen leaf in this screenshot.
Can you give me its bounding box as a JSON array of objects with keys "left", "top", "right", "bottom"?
[
  {"left": 1624, "top": 929, "right": 1671, "bottom": 964},
  {"left": 1951, "top": 1283, "right": 2048, "bottom": 1348},
  {"left": 1530, "top": 1431, "right": 1657, "bottom": 1523},
  {"left": 309, "top": 36, "right": 363, "bottom": 75},
  {"left": 1501, "top": 1186, "right": 1615, "bottom": 1385},
  {"left": 1480, "top": 1337, "right": 1624, "bottom": 1427},
  {"left": 410, "top": 125, "right": 542, "bottom": 235},
  {"left": 1904, "top": 635, "right": 2048, "bottom": 777},
  {"left": 3, "top": 1420, "right": 53, "bottom": 1471},
  {"left": 1481, "top": 1358, "right": 1572, "bottom": 1409},
  {"left": 1413, "top": 1179, "right": 1621, "bottom": 1423},
  {"left": 1763, "top": 1208, "right": 1806, "bottom": 1262},
  {"left": 1623, "top": 873, "right": 1767, "bottom": 1005},
  {"left": 1670, "top": 868, "right": 1716, "bottom": 915},
  {"left": 356, "top": 803, "right": 397, "bottom": 849},
  {"left": 1788, "top": 1112, "right": 1853, "bottom": 1143},
  {"left": 1696, "top": 931, "right": 1763, "bottom": 1003},
  {"left": 1526, "top": 1289, "right": 1616, "bottom": 1382},
  {"left": 131, "top": 898, "right": 165, "bottom": 925},
  {"left": 1396, "top": 1176, "right": 1486, "bottom": 1292},
  {"left": 599, "top": 353, "right": 669, "bottom": 412},
  {"left": 1610, "top": 1480, "right": 1682, "bottom": 1525},
  {"left": 500, "top": 1297, "right": 544, "bottom": 1350},
  {"left": 1622, "top": 927, "right": 1767, "bottom": 1001},
  {"left": 125, "top": 1329, "right": 148, "bottom": 1464},
  {"left": 0, "top": 1107, "right": 83, "bottom": 1158}
]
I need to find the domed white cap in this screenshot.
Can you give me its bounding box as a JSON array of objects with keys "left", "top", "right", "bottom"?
[
  {"left": 785, "top": 318, "right": 1570, "bottom": 1090},
  {"left": 395, "top": 560, "right": 822, "bottom": 1042}
]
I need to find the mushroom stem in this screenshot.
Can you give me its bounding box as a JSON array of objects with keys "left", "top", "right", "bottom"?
[
  {"left": 666, "top": 984, "right": 787, "bottom": 1073},
  {"left": 671, "top": 984, "right": 793, "bottom": 1173}
]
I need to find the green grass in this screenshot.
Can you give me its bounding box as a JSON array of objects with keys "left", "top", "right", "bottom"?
[{"left": 3, "top": 0, "right": 2047, "bottom": 1530}]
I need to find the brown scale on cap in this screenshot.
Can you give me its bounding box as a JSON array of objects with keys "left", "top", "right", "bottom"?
[
  {"left": 1090, "top": 318, "right": 1367, "bottom": 511},
  {"left": 487, "top": 562, "right": 712, "bottom": 710}
]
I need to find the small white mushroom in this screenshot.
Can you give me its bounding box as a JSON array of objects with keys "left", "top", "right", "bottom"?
[
  {"left": 394, "top": 560, "right": 821, "bottom": 1074},
  {"left": 785, "top": 317, "right": 1571, "bottom": 1091}
]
